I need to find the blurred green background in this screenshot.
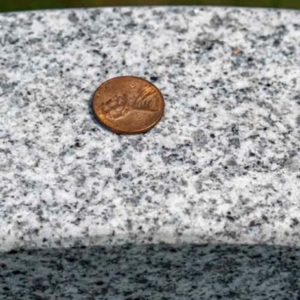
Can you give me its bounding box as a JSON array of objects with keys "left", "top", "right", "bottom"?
[{"left": 0, "top": 0, "right": 300, "bottom": 12}]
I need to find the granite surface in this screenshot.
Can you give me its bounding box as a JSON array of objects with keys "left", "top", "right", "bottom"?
[
  {"left": 1, "top": 244, "right": 300, "bottom": 300},
  {"left": 1, "top": 6, "right": 300, "bottom": 252},
  {"left": 2, "top": 6, "right": 300, "bottom": 300}
]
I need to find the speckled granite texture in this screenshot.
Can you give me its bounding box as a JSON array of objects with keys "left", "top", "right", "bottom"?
[
  {"left": 1, "top": 244, "right": 300, "bottom": 300},
  {"left": 2, "top": 6, "right": 300, "bottom": 300},
  {"left": 1, "top": 7, "right": 300, "bottom": 253}
]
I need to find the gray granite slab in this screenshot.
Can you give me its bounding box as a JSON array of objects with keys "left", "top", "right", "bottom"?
[
  {"left": 1, "top": 244, "right": 300, "bottom": 300},
  {"left": 2, "top": 6, "right": 300, "bottom": 300},
  {"left": 1, "top": 7, "right": 300, "bottom": 253}
]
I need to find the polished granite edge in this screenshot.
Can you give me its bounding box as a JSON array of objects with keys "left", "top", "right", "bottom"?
[{"left": 1, "top": 244, "right": 300, "bottom": 299}]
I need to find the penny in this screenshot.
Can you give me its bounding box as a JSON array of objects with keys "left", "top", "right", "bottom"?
[{"left": 92, "top": 76, "right": 165, "bottom": 134}]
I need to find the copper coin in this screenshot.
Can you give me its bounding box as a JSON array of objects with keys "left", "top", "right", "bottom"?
[{"left": 92, "top": 76, "right": 165, "bottom": 134}]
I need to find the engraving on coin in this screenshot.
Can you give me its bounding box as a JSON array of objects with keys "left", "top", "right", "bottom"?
[
  {"left": 100, "top": 94, "right": 130, "bottom": 120},
  {"left": 92, "top": 76, "right": 165, "bottom": 134}
]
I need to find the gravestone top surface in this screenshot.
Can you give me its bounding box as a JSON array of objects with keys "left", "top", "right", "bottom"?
[{"left": 1, "top": 7, "right": 300, "bottom": 251}]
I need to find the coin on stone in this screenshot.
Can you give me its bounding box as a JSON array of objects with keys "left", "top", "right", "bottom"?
[{"left": 92, "top": 76, "right": 165, "bottom": 134}]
